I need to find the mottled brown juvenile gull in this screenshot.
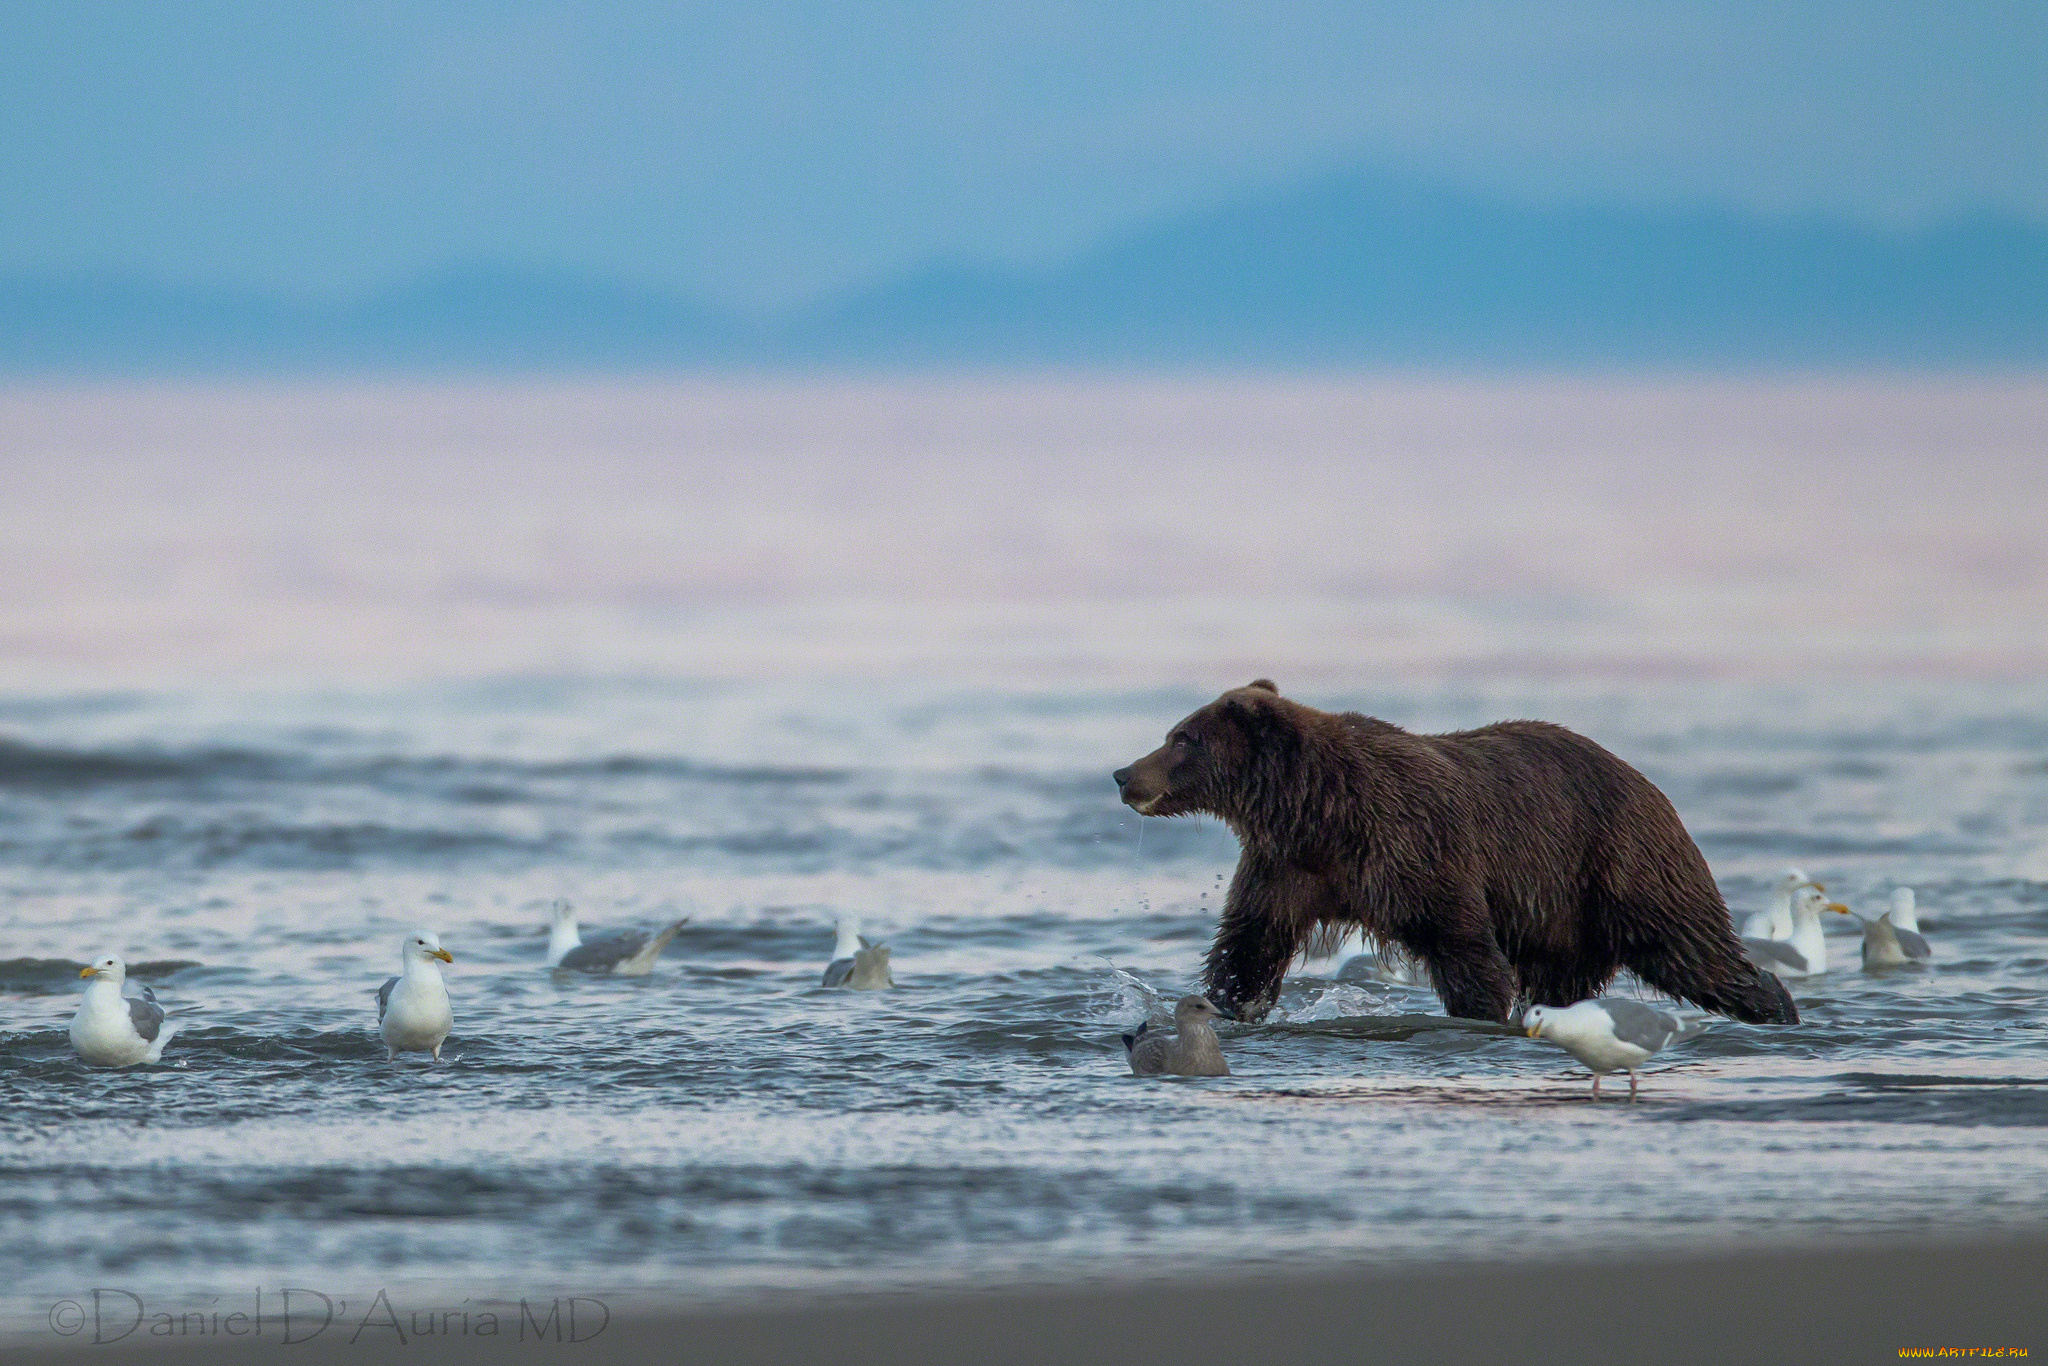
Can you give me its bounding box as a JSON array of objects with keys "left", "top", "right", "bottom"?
[
  {"left": 547, "top": 900, "right": 688, "bottom": 975},
  {"left": 1855, "top": 910, "right": 1932, "bottom": 970},
  {"left": 821, "top": 914, "right": 893, "bottom": 989},
  {"left": 1122, "top": 995, "right": 1229, "bottom": 1077},
  {"left": 70, "top": 953, "right": 178, "bottom": 1067},
  {"left": 376, "top": 930, "right": 454, "bottom": 1062},
  {"left": 1524, "top": 997, "right": 1689, "bottom": 1100}
]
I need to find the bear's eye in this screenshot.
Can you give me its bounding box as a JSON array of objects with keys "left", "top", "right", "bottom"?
[{"left": 1173, "top": 732, "right": 1197, "bottom": 750}]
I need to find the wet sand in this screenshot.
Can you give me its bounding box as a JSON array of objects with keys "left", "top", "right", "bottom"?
[{"left": 20, "top": 1235, "right": 2044, "bottom": 1365}]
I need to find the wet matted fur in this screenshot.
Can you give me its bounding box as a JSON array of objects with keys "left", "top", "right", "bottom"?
[{"left": 1113, "top": 680, "right": 1798, "bottom": 1027}]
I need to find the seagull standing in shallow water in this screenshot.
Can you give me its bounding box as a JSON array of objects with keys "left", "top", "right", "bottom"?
[
  {"left": 70, "top": 954, "right": 178, "bottom": 1067},
  {"left": 546, "top": 901, "right": 688, "bottom": 975},
  {"left": 377, "top": 930, "right": 454, "bottom": 1062},
  {"left": 821, "top": 914, "right": 893, "bottom": 989},
  {"left": 1524, "top": 998, "right": 1688, "bottom": 1100}
]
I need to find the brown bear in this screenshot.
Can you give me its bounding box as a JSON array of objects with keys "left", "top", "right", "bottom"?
[{"left": 1112, "top": 680, "right": 1798, "bottom": 1027}]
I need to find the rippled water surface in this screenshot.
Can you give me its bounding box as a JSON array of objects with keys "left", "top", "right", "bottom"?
[{"left": 4, "top": 676, "right": 2048, "bottom": 1335}]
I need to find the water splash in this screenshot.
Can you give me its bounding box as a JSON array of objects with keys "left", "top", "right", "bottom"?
[
  {"left": 1273, "top": 984, "right": 1401, "bottom": 1024},
  {"left": 1090, "top": 965, "right": 1168, "bottom": 1025}
]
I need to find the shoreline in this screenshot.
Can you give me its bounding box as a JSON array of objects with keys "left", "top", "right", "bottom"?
[{"left": 18, "top": 1235, "right": 2045, "bottom": 1365}]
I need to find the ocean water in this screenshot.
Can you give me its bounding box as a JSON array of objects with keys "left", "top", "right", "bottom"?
[
  {"left": 2, "top": 380, "right": 2046, "bottom": 1340},
  {"left": 4, "top": 675, "right": 2048, "bottom": 1338}
]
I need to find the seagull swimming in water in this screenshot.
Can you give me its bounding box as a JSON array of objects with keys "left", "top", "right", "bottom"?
[
  {"left": 821, "top": 914, "right": 893, "bottom": 989},
  {"left": 1740, "top": 868, "right": 1819, "bottom": 941},
  {"left": 1122, "top": 995, "right": 1230, "bottom": 1077},
  {"left": 1885, "top": 887, "right": 1924, "bottom": 934},
  {"left": 546, "top": 900, "right": 688, "bottom": 975},
  {"left": 70, "top": 954, "right": 178, "bottom": 1067},
  {"left": 1743, "top": 884, "right": 1848, "bottom": 979},
  {"left": 1524, "top": 998, "right": 1690, "bottom": 1100},
  {"left": 376, "top": 930, "right": 454, "bottom": 1062},
  {"left": 1853, "top": 910, "right": 1933, "bottom": 970}
]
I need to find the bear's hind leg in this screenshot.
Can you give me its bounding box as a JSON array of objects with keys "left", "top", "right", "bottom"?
[{"left": 1615, "top": 899, "right": 1801, "bottom": 1026}]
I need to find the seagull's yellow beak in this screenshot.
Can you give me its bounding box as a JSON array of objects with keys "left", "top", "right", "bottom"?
[
  {"left": 1825, "top": 902, "right": 1852, "bottom": 915},
  {"left": 1812, "top": 881, "right": 1826, "bottom": 892},
  {"left": 430, "top": 948, "right": 454, "bottom": 963},
  {"left": 79, "top": 966, "right": 98, "bottom": 978},
  {"left": 1525, "top": 1023, "right": 1541, "bottom": 1038}
]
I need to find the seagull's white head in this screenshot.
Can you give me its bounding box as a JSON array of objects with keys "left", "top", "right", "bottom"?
[
  {"left": 550, "top": 899, "right": 577, "bottom": 928},
  {"left": 1781, "top": 868, "right": 1821, "bottom": 895},
  {"left": 1523, "top": 1005, "right": 1556, "bottom": 1039},
  {"left": 79, "top": 953, "right": 127, "bottom": 983},
  {"left": 403, "top": 930, "right": 454, "bottom": 966},
  {"left": 1795, "top": 884, "right": 1850, "bottom": 920}
]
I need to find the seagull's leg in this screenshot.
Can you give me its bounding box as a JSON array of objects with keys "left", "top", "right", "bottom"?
[
  {"left": 1591, "top": 1073, "right": 1601, "bottom": 1100},
  {"left": 432, "top": 1043, "right": 442, "bottom": 1062},
  {"left": 386, "top": 1045, "right": 398, "bottom": 1062},
  {"left": 1629, "top": 1071, "right": 1640, "bottom": 1102}
]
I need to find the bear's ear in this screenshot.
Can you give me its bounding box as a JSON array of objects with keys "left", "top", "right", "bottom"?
[{"left": 1245, "top": 678, "right": 1278, "bottom": 694}]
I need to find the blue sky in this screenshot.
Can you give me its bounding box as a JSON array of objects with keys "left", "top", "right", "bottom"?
[{"left": 3, "top": 1, "right": 2043, "bottom": 312}]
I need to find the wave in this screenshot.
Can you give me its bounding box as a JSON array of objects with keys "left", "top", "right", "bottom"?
[
  {"left": 1693, "top": 830, "right": 1986, "bottom": 858},
  {"left": 0, "top": 738, "right": 279, "bottom": 788},
  {"left": 0, "top": 737, "right": 851, "bottom": 794},
  {"left": 0, "top": 957, "right": 202, "bottom": 992}
]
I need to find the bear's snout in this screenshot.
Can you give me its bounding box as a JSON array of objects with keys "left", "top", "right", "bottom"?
[{"left": 1113, "top": 752, "right": 1172, "bottom": 813}]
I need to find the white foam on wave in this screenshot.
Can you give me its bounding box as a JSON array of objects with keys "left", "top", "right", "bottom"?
[{"left": 1273, "top": 984, "right": 1402, "bottom": 1023}]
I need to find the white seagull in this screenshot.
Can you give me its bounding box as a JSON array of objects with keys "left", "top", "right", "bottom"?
[
  {"left": 70, "top": 954, "right": 179, "bottom": 1067},
  {"left": 1122, "top": 995, "right": 1230, "bottom": 1077},
  {"left": 821, "top": 914, "right": 893, "bottom": 990},
  {"left": 376, "top": 930, "right": 455, "bottom": 1062},
  {"left": 1743, "top": 884, "right": 1847, "bottom": 979},
  {"left": 1886, "top": 887, "right": 1924, "bottom": 934},
  {"left": 546, "top": 901, "right": 688, "bottom": 975},
  {"left": 1524, "top": 998, "right": 1688, "bottom": 1100},
  {"left": 1740, "top": 868, "right": 1818, "bottom": 940}
]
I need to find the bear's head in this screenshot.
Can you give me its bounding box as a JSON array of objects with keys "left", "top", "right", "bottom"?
[{"left": 1113, "top": 679, "right": 1285, "bottom": 819}]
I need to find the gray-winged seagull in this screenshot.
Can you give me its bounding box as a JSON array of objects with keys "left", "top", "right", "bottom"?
[
  {"left": 1854, "top": 910, "right": 1932, "bottom": 970},
  {"left": 821, "top": 914, "right": 893, "bottom": 989},
  {"left": 71, "top": 953, "right": 178, "bottom": 1067},
  {"left": 1524, "top": 997, "right": 1691, "bottom": 1100},
  {"left": 1742, "top": 884, "right": 1848, "bottom": 979},
  {"left": 546, "top": 900, "right": 688, "bottom": 975},
  {"left": 376, "top": 930, "right": 454, "bottom": 1062}
]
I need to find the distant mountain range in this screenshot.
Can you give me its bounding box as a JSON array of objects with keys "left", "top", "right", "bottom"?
[{"left": 5, "top": 172, "right": 2044, "bottom": 372}]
